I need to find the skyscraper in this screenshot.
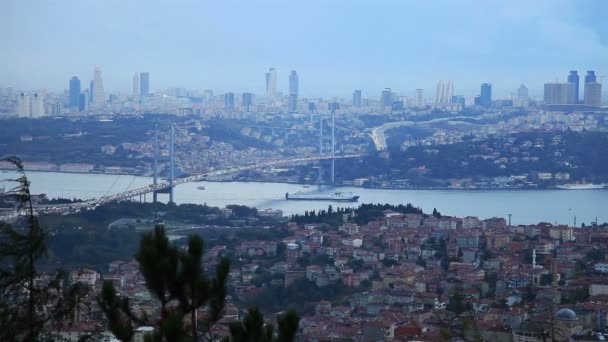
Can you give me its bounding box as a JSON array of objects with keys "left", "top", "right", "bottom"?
[
  {"left": 585, "top": 71, "right": 597, "bottom": 84},
  {"left": 445, "top": 81, "right": 454, "bottom": 103},
  {"left": 69, "top": 76, "right": 81, "bottom": 108},
  {"left": 132, "top": 73, "right": 140, "bottom": 98},
  {"left": 544, "top": 82, "right": 575, "bottom": 104},
  {"left": 479, "top": 83, "right": 492, "bottom": 107},
  {"left": 242, "top": 92, "right": 253, "bottom": 111},
  {"left": 435, "top": 81, "right": 445, "bottom": 104},
  {"left": 517, "top": 84, "right": 529, "bottom": 100},
  {"left": 584, "top": 82, "right": 602, "bottom": 107},
  {"left": 140, "top": 72, "right": 150, "bottom": 97},
  {"left": 288, "top": 70, "right": 298, "bottom": 112},
  {"left": 381, "top": 88, "right": 393, "bottom": 109},
  {"left": 567, "top": 71, "right": 579, "bottom": 103},
  {"left": 353, "top": 90, "right": 362, "bottom": 107},
  {"left": 17, "top": 93, "right": 31, "bottom": 117},
  {"left": 415, "top": 89, "right": 424, "bottom": 108},
  {"left": 224, "top": 92, "right": 235, "bottom": 110},
  {"left": 92, "top": 68, "right": 105, "bottom": 106},
  {"left": 79, "top": 92, "right": 88, "bottom": 111},
  {"left": 30, "top": 93, "right": 45, "bottom": 117},
  {"left": 265, "top": 68, "right": 277, "bottom": 98}
]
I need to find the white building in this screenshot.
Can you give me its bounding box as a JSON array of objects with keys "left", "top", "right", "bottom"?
[
  {"left": 92, "top": 67, "right": 105, "bottom": 106},
  {"left": 132, "top": 72, "right": 140, "bottom": 99}
]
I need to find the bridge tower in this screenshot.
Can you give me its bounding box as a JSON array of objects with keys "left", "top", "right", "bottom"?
[
  {"left": 152, "top": 124, "right": 176, "bottom": 203},
  {"left": 152, "top": 125, "right": 159, "bottom": 202},
  {"left": 169, "top": 124, "right": 175, "bottom": 203},
  {"left": 329, "top": 102, "right": 339, "bottom": 184},
  {"left": 317, "top": 116, "right": 323, "bottom": 184}
]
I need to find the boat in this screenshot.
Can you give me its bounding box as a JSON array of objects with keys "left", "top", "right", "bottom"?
[
  {"left": 197, "top": 186, "right": 206, "bottom": 190},
  {"left": 285, "top": 191, "right": 359, "bottom": 202},
  {"left": 556, "top": 183, "right": 606, "bottom": 190}
]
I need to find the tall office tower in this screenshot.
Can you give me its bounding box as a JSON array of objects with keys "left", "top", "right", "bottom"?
[
  {"left": 544, "top": 83, "right": 575, "bottom": 104},
  {"left": 288, "top": 70, "right": 298, "bottom": 112},
  {"left": 445, "top": 81, "right": 454, "bottom": 103},
  {"left": 353, "top": 89, "right": 362, "bottom": 107},
  {"left": 381, "top": 88, "right": 393, "bottom": 109},
  {"left": 140, "top": 72, "right": 149, "bottom": 96},
  {"left": 242, "top": 92, "right": 253, "bottom": 111},
  {"left": 479, "top": 83, "right": 492, "bottom": 107},
  {"left": 567, "top": 71, "right": 579, "bottom": 103},
  {"left": 585, "top": 71, "right": 597, "bottom": 84},
  {"left": 92, "top": 68, "right": 105, "bottom": 106},
  {"left": 224, "top": 92, "right": 235, "bottom": 110},
  {"left": 584, "top": 82, "right": 602, "bottom": 107},
  {"left": 517, "top": 84, "right": 529, "bottom": 100},
  {"left": 30, "top": 93, "right": 45, "bottom": 117},
  {"left": 17, "top": 93, "right": 31, "bottom": 117},
  {"left": 89, "top": 80, "right": 94, "bottom": 103},
  {"left": 265, "top": 68, "right": 277, "bottom": 97},
  {"left": 415, "top": 89, "right": 424, "bottom": 108},
  {"left": 132, "top": 73, "right": 140, "bottom": 98},
  {"left": 435, "top": 81, "right": 445, "bottom": 104},
  {"left": 79, "top": 92, "right": 88, "bottom": 111},
  {"left": 69, "top": 76, "right": 81, "bottom": 108}
]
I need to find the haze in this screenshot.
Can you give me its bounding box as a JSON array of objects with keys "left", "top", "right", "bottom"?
[{"left": 2, "top": 0, "right": 607, "bottom": 97}]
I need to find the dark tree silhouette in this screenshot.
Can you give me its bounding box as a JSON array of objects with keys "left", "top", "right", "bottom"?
[
  {"left": 0, "top": 156, "right": 89, "bottom": 341},
  {"left": 224, "top": 307, "right": 299, "bottom": 342}
]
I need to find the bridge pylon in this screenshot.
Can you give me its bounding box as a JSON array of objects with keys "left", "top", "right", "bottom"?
[{"left": 152, "top": 123, "right": 176, "bottom": 203}]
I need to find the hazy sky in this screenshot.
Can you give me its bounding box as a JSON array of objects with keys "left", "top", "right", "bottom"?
[{"left": 2, "top": 0, "right": 607, "bottom": 98}]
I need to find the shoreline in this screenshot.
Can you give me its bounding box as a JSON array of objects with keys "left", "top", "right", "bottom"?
[{"left": 2, "top": 169, "right": 606, "bottom": 192}]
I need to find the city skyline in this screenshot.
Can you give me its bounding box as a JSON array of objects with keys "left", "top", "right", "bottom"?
[{"left": 1, "top": 1, "right": 607, "bottom": 97}]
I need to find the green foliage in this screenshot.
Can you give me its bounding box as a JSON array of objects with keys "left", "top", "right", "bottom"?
[
  {"left": 0, "top": 157, "right": 89, "bottom": 341},
  {"left": 224, "top": 308, "right": 299, "bottom": 342},
  {"left": 585, "top": 248, "right": 605, "bottom": 262},
  {"left": 98, "top": 225, "right": 231, "bottom": 341}
]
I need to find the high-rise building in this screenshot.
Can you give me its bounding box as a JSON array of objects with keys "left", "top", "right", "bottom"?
[
  {"left": 132, "top": 73, "right": 140, "bottom": 98},
  {"left": 288, "top": 70, "right": 298, "bottom": 112},
  {"left": 478, "top": 83, "right": 492, "bottom": 107},
  {"left": 265, "top": 68, "right": 277, "bottom": 97},
  {"left": 242, "top": 92, "right": 253, "bottom": 111},
  {"left": 567, "top": 71, "right": 579, "bottom": 103},
  {"left": 31, "top": 93, "right": 45, "bottom": 117},
  {"left": 224, "top": 92, "right": 235, "bottom": 110},
  {"left": 353, "top": 90, "right": 362, "bottom": 107},
  {"left": 445, "top": 81, "right": 454, "bottom": 103},
  {"left": 585, "top": 71, "right": 597, "bottom": 84},
  {"left": 435, "top": 81, "right": 445, "bottom": 104},
  {"left": 92, "top": 68, "right": 105, "bottom": 106},
  {"left": 140, "top": 72, "right": 149, "bottom": 97},
  {"left": 17, "top": 93, "right": 31, "bottom": 117},
  {"left": 584, "top": 82, "right": 602, "bottom": 107},
  {"left": 517, "top": 84, "right": 529, "bottom": 100},
  {"left": 415, "top": 89, "right": 424, "bottom": 108},
  {"left": 89, "top": 80, "right": 94, "bottom": 104},
  {"left": 381, "top": 88, "right": 393, "bottom": 109},
  {"left": 79, "top": 92, "right": 88, "bottom": 111},
  {"left": 69, "top": 76, "right": 81, "bottom": 108},
  {"left": 544, "top": 82, "right": 575, "bottom": 105}
]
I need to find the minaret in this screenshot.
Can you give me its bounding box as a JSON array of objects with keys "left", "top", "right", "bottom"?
[{"left": 532, "top": 249, "right": 537, "bottom": 269}]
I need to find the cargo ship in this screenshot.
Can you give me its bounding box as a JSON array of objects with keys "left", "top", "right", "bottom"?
[
  {"left": 285, "top": 191, "right": 360, "bottom": 202},
  {"left": 556, "top": 183, "right": 606, "bottom": 190}
]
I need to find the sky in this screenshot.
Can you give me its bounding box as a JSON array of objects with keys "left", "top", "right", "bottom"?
[{"left": 1, "top": 0, "right": 607, "bottom": 98}]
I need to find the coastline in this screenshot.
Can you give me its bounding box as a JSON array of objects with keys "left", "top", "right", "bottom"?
[{"left": 2, "top": 168, "right": 606, "bottom": 192}]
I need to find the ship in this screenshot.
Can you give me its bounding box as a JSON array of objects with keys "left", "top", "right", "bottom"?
[
  {"left": 197, "top": 186, "right": 206, "bottom": 190},
  {"left": 556, "top": 183, "right": 606, "bottom": 190},
  {"left": 285, "top": 191, "right": 360, "bottom": 202}
]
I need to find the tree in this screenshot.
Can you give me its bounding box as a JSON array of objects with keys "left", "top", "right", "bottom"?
[
  {"left": 0, "top": 157, "right": 89, "bottom": 341},
  {"left": 98, "top": 225, "right": 230, "bottom": 341},
  {"left": 224, "top": 307, "right": 299, "bottom": 342}
]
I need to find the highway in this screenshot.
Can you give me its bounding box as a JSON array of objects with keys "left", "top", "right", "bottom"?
[
  {"left": 0, "top": 153, "right": 362, "bottom": 222},
  {"left": 369, "top": 113, "right": 500, "bottom": 151}
]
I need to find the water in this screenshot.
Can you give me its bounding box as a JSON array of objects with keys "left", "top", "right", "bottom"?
[{"left": 1, "top": 170, "right": 607, "bottom": 225}]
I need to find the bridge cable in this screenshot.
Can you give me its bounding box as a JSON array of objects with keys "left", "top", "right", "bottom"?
[{"left": 102, "top": 175, "right": 122, "bottom": 198}]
